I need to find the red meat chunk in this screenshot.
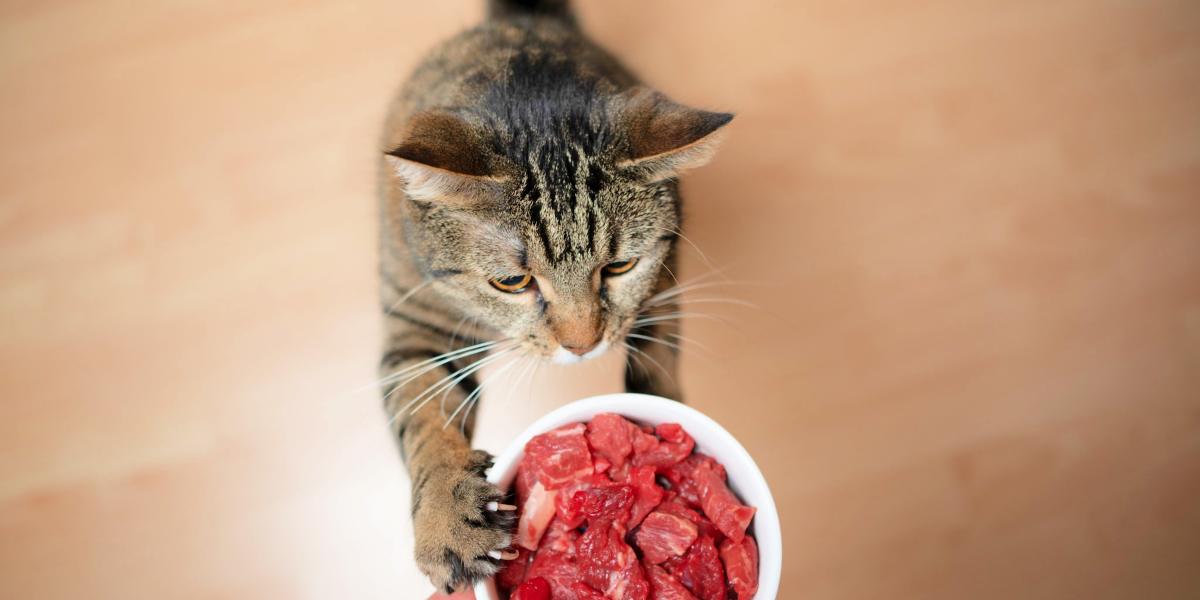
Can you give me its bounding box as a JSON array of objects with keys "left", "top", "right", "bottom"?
[
  {"left": 582, "top": 483, "right": 635, "bottom": 528},
  {"left": 502, "top": 415, "right": 760, "bottom": 600},
  {"left": 665, "top": 536, "right": 726, "bottom": 600},
  {"left": 540, "top": 517, "right": 580, "bottom": 556},
  {"left": 568, "top": 583, "right": 610, "bottom": 600},
  {"left": 719, "top": 536, "right": 760, "bottom": 600},
  {"left": 512, "top": 577, "right": 552, "bottom": 600},
  {"left": 555, "top": 473, "right": 611, "bottom": 529},
  {"left": 516, "top": 481, "right": 559, "bottom": 550},
  {"left": 496, "top": 546, "right": 532, "bottom": 591},
  {"left": 523, "top": 423, "right": 595, "bottom": 490},
  {"left": 578, "top": 523, "right": 651, "bottom": 600},
  {"left": 626, "top": 465, "right": 665, "bottom": 528},
  {"left": 661, "top": 455, "right": 725, "bottom": 507},
  {"left": 646, "top": 565, "right": 699, "bottom": 600},
  {"left": 635, "top": 511, "right": 698, "bottom": 564},
  {"left": 663, "top": 454, "right": 754, "bottom": 543},
  {"left": 657, "top": 492, "right": 725, "bottom": 542},
  {"left": 631, "top": 423, "right": 695, "bottom": 468},
  {"left": 526, "top": 548, "right": 581, "bottom": 600},
  {"left": 586, "top": 412, "right": 639, "bottom": 469}
]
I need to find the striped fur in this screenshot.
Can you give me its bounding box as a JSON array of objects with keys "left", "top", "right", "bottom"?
[{"left": 377, "top": 0, "right": 730, "bottom": 591}]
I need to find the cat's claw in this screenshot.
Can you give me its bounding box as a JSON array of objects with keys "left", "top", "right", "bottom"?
[
  {"left": 486, "top": 501, "right": 517, "bottom": 512},
  {"left": 488, "top": 549, "right": 520, "bottom": 560}
]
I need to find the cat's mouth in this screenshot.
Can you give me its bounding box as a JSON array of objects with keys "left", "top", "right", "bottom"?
[{"left": 549, "top": 339, "right": 611, "bottom": 365}]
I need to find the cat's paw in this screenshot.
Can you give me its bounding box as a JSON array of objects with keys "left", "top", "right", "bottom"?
[{"left": 412, "top": 450, "right": 517, "bottom": 593}]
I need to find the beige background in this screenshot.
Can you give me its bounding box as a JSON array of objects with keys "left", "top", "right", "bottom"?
[{"left": 2, "top": 1, "right": 1199, "bottom": 598}]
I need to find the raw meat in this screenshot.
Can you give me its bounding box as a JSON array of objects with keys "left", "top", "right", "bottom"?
[
  {"left": 515, "top": 481, "right": 559, "bottom": 550},
  {"left": 719, "top": 536, "right": 759, "bottom": 600},
  {"left": 646, "top": 565, "right": 698, "bottom": 600},
  {"left": 500, "top": 414, "right": 759, "bottom": 600},
  {"left": 512, "top": 577, "right": 552, "bottom": 600},
  {"left": 523, "top": 423, "right": 594, "bottom": 489},
  {"left": 663, "top": 454, "right": 754, "bottom": 543},
  {"left": 635, "top": 511, "right": 698, "bottom": 564},
  {"left": 665, "top": 536, "right": 725, "bottom": 600}
]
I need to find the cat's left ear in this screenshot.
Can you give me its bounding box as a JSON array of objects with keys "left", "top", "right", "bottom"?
[
  {"left": 384, "top": 111, "right": 507, "bottom": 204},
  {"left": 615, "top": 87, "right": 733, "bottom": 182}
]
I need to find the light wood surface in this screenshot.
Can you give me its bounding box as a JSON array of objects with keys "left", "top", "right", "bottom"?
[{"left": 2, "top": 1, "right": 1199, "bottom": 598}]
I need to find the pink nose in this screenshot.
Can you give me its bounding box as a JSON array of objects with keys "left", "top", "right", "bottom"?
[{"left": 561, "top": 338, "right": 600, "bottom": 356}]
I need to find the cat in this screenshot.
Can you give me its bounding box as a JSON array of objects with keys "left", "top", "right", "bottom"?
[{"left": 378, "top": 0, "right": 731, "bottom": 592}]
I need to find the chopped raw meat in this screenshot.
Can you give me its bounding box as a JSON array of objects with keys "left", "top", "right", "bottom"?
[
  {"left": 555, "top": 474, "right": 610, "bottom": 529},
  {"left": 625, "top": 465, "right": 665, "bottom": 528},
  {"left": 666, "top": 536, "right": 726, "bottom": 600},
  {"left": 526, "top": 549, "right": 581, "bottom": 600},
  {"left": 647, "top": 565, "right": 699, "bottom": 600},
  {"left": 655, "top": 423, "right": 688, "bottom": 445},
  {"left": 657, "top": 492, "right": 724, "bottom": 542},
  {"left": 512, "top": 577, "right": 552, "bottom": 600},
  {"left": 586, "top": 413, "right": 638, "bottom": 469},
  {"left": 515, "top": 481, "right": 559, "bottom": 551},
  {"left": 523, "top": 423, "right": 595, "bottom": 490},
  {"left": 581, "top": 483, "right": 635, "bottom": 528},
  {"left": 540, "top": 517, "right": 580, "bottom": 556},
  {"left": 631, "top": 423, "right": 694, "bottom": 468},
  {"left": 578, "top": 523, "right": 650, "bottom": 600},
  {"left": 496, "top": 547, "right": 532, "bottom": 591},
  {"left": 695, "top": 470, "right": 755, "bottom": 543},
  {"left": 500, "top": 415, "right": 759, "bottom": 600},
  {"left": 663, "top": 454, "right": 754, "bottom": 542},
  {"left": 635, "top": 511, "right": 698, "bottom": 564},
  {"left": 720, "top": 536, "right": 759, "bottom": 600},
  {"left": 661, "top": 455, "right": 726, "bottom": 507},
  {"left": 568, "top": 583, "right": 610, "bottom": 600}
]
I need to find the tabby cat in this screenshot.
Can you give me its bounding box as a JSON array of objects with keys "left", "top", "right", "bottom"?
[{"left": 378, "top": 0, "right": 731, "bottom": 591}]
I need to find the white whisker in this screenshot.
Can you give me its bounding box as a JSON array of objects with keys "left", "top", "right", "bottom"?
[
  {"left": 625, "top": 332, "right": 684, "bottom": 352},
  {"left": 447, "top": 356, "right": 521, "bottom": 431}
]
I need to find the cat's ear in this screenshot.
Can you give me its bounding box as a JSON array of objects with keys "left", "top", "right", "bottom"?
[
  {"left": 615, "top": 87, "right": 733, "bottom": 182},
  {"left": 384, "top": 111, "right": 506, "bottom": 204}
]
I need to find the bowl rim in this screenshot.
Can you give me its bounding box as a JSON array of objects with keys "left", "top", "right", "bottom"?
[{"left": 474, "top": 393, "right": 782, "bottom": 600}]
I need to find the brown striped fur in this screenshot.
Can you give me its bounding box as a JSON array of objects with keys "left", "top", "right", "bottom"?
[{"left": 377, "top": 0, "right": 731, "bottom": 591}]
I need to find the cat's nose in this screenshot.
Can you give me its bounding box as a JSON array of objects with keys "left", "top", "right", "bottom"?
[{"left": 561, "top": 336, "right": 601, "bottom": 356}]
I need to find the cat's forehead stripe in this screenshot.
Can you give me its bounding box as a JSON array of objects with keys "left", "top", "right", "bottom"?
[{"left": 523, "top": 146, "right": 609, "bottom": 265}]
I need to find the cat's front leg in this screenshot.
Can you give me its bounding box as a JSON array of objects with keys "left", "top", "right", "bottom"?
[{"left": 382, "top": 352, "right": 515, "bottom": 593}]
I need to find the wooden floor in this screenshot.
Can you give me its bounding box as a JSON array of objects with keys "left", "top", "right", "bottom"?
[{"left": 2, "top": 1, "right": 1199, "bottom": 598}]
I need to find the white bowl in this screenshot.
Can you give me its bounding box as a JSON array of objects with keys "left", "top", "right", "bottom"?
[{"left": 474, "top": 393, "right": 782, "bottom": 600}]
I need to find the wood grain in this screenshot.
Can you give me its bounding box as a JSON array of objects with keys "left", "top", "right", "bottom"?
[{"left": 1, "top": 1, "right": 1198, "bottom": 598}]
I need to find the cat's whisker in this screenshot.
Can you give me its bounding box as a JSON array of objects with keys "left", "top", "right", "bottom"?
[
  {"left": 354, "top": 340, "right": 500, "bottom": 399},
  {"left": 404, "top": 347, "right": 514, "bottom": 419},
  {"left": 625, "top": 332, "right": 684, "bottom": 352},
  {"left": 447, "top": 315, "right": 471, "bottom": 348},
  {"left": 651, "top": 225, "right": 717, "bottom": 271},
  {"left": 664, "top": 331, "right": 712, "bottom": 353},
  {"left": 674, "top": 297, "right": 760, "bottom": 310},
  {"left": 633, "top": 311, "right": 729, "bottom": 327},
  {"left": 438, "top": 347, "right": 511, "bottom": 417},
  {"left": 447, "top": 355, "right": 522, "bottom": 431},
  {"left": 643, "top": 275, "right": 743, "bottom": 306},
  {"left": 643, "top": 280, "right": 750, "bottom": 306},
  {"left": 378, "top": 341, "right": 503, "bottom": 402},
  {"left": 384, "top": 279, "right": 432, "bottom": 315},
  {"left": 388, "top": 344, "right": 515, "bottom": 423},
  {"left": 502, "top": 355, "right": 537, "bottom": 408},
  {"left": 623, "top": 342, "right": 674, "bottom": 384}
]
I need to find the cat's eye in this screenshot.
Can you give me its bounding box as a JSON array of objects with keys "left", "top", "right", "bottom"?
[
  {"left": 602, "top": 257, "right": 639, "bottom": 276},
  {"left": 489, "top": 273, "right": 533, "bottom": 293}
]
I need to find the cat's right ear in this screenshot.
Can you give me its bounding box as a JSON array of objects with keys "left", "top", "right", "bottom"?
[
  {"left": 384, "top": 111, "right": 506, "bottom": 204},
  {"left": 615, "top": 87, "right": 734, "bottom": 183}
]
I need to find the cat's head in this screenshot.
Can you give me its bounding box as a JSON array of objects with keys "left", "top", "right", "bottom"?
[{"left": 384, "top": 87, "right": 731, "bottom": 363}]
